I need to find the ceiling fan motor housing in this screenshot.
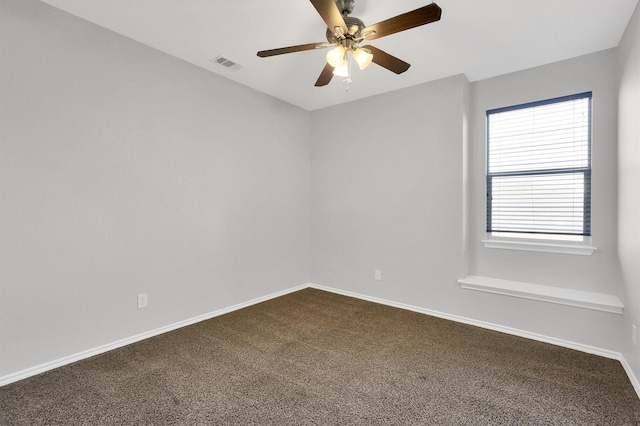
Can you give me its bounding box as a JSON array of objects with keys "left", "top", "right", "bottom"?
[
  {"left": 326, "top": 15, "right": 365, "bottom": 42},
  {"left": 325, "top": 0, "right": 364, "bottom": 42}
]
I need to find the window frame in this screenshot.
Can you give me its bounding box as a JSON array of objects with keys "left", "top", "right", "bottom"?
[{"left": 483, "top": 92, "right": 596, "bottom": 255}]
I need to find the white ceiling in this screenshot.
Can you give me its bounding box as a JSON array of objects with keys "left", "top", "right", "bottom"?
[{"left": 40, "top": 0, "right": 638, "bottom": 111}]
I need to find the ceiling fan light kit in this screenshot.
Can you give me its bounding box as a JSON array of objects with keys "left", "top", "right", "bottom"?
[{"left": 257, "top": 0, "right": 442, "bottom": 87}]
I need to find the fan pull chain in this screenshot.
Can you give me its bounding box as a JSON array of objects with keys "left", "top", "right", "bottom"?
[{"left": 344, "top": 56, "right": 353, "bottom": 92}]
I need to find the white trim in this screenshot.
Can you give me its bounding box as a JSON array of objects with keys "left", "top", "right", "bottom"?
[
  {"left": 311, "top": 283, "right": 640, "bottom": 399},
  {"left": 620, "top": 356, "right": 640, "bottom": 399},
  {"left": 2, "top": 282, "right": 637, "bottom": 400},
  {"left": 311, "top": 283, "right": 638, "bottom": 398},
  {"left": 457, "top": 275, "right": 624, "bottom": 314},
  {"left": 482, "top": 238, "right": 597, "bottom": 255},
  {"left": 0, "top": 284, "right": 308, "bottom": 387},
  {"left": 309, "top": 283, "right": 622, "bottom": 359}
]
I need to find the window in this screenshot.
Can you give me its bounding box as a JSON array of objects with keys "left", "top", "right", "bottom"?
[{"left": 486, "top": 92, "right": 592, "bottom": 241}]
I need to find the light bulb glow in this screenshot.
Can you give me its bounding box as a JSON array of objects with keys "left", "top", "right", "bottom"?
[
  {"left": 326, "top": 45, "right": 346, "bottom": 68},
  {"left": 332, "top": 62, "right": 349, "bottom": 77},
  {"left": 353, "top": 48, "right": 373, "bottom": 70}
]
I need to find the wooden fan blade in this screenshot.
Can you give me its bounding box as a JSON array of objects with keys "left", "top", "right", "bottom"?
[
  {"left": 315, "top": 63, "right": 335, "bottom": 86},
  {"left": 257, "top": 42, "right": 330, "bottom": 58},
  {"left": 310, "top": 0, "right": 348, "bottom": 36},
  {"left": 362, "top": 3, "right": 441, "bottom": 41},
  {"left": 362, "top": 45, "right": 410, "bottom": 74}
]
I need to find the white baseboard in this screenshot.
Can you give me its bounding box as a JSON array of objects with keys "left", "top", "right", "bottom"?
[
  {"left": 619, "top": 356, "right": 640, "bottom": 399},
  {"left": 0, "top": 284, "right": 308, "bottom": 387},
  {"left": 3, "top": 282, "right": 639, "bottom": 400},
  {"left": 309, "top": 283, "right": 640, "bottom": 399}
]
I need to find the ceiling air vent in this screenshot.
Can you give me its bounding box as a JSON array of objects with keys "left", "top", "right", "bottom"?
[{"left": 212, "top": 55, "right": 242, "bottom": 71}]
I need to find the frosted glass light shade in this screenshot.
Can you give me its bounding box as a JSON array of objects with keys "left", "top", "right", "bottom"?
[
  {"left": 326, "top": 45, "right": 346, "bottom": 68},
  {"left": 332, "top": 63, "right": 349, "bottom": 77},
  {"left": 353, "top": 48, "right": 373, "bottom": 70}
]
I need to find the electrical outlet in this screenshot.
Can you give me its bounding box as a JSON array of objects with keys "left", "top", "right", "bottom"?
[
  {"left": 375, "top": 269, "right": 382, "bottom": 281},
  {"left": 137, "top": 293, "right": 148, "bottom": 309},
  {"left": 633, "top": 325, "right": 637, "bottom": 346}
]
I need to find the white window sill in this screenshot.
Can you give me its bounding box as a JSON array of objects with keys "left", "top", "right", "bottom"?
[
  {"left": 482, "top": 238, "right": 597, "bottom": 256},
  {"left": 458, "top": 275, "right": 623, "bottom": 314}
]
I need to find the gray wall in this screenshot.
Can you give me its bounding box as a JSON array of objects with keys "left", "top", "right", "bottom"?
[
  {"left": 0, "top": 0, "right": 311, "bottom": 377},
  {"left": 618, "top": 3, "right": 640, "bottom": 382},
  {"left": 310, "top": 49, "right": 625, "bottom": 352},
  {"left": 468, "top": 50, "right": 625, "bottom": 351},
  {"left": 310, "top": 74, "right": 469, "bottom": 311}
]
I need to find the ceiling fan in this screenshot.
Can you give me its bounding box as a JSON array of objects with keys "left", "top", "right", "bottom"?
[{"left": 257, "top": 0, "right": 442, "bottom": 87}]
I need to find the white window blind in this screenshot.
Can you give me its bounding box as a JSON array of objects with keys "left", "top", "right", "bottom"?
[{"left": 486, "top": 92, "right": 592, "bottom": 236}]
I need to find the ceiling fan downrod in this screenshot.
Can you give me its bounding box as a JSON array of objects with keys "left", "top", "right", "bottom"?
[{"left": 335, "top": 0, "right": 355, "bottom": 17}]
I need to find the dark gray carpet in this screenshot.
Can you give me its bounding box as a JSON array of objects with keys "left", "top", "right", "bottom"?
[{"left": 1, "top": 288, "right": 639, "bottom": 425}]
